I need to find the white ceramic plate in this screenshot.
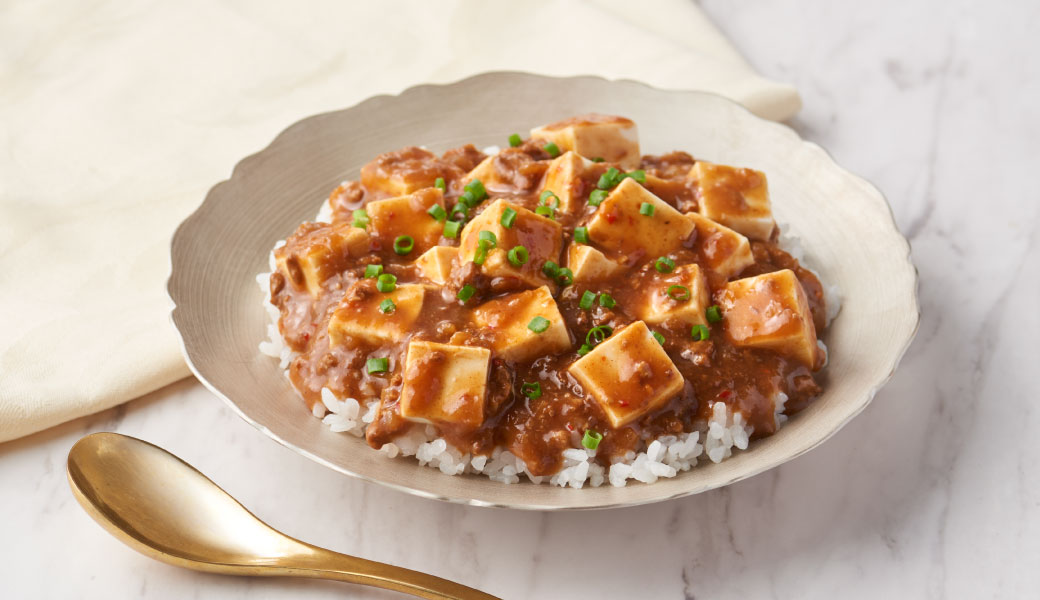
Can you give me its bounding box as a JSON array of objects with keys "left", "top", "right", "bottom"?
[{"left": 168, "top": 72, "right": 919, "bottom": 510}]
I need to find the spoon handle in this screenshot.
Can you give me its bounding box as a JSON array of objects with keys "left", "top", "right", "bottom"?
[{"left": 282, "top": 544, "right": 501, "bottom": 600}]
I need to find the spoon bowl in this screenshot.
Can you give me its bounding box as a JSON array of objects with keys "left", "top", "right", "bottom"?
[{"left": 67, "top": 432, "right": 498, "bottom": 599}]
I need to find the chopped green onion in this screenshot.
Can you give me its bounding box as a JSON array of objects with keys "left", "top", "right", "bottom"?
[
  {"left": 625, "top": 169, "right": 646, "bottom": 183},
  {"left": 590, "top": 157, "right": 605, "bottom": 163},
  {"left": 574, "top": 226, "right": 589, "bottom": 244},
  {"left": 655, "top": 256, "right": 676, "bottom": 273},
  {"left": 500, "top": 207, "right": 517, "bottom": 228},
  {"left": 597, "top": 167, "right": 622, "bottom": 190},
  {"left": 521, "top": 381, "right": 542, "bottom": 399},
  {"left": 542, "top": 260, "right": 560, "bottom": 278},
  {"left": 528, "top": 316, "right": 550, "bottom": 333},
  {"left": 366, "top": 357, "right": 389, "bottom": 374},
  {"left": 450, "top": 203, "right": 469, "bottom": 219},
  {"left": 352, "top": 209, "right": 369, "bottom": 228},
  {"left": 507, "top": 245, "right": 529, "bottom": 267},
  {"left": 459, "top": 190, "right": 478, "bottom": 208},
  {"left": 457, "top": 284, "right": 476, "bottom": 302},
  {"left": 579, "top": 290, "right": 596, "bottom": 310},
  {"left": 586, "top": 325, "right": 613, "bottom": 346},
  {"left": 434, "top": 177, "right": 446, "bottom": 191},
  {"left": 427, "top": 203, "right": 447, "bottom": 222},
  {"left": 539, "top": 190, "right": 560, "bottom": 208},
  {"left": 667, "top": 284, "right": 691, "bottom": 301},
  {"left": 582, "top": 429, "right": 603, "bottom": 450},
  {"left": 652, "top": 330, "right": 665, "bottom": 345},
  {"left": 364, "top": 264, "right": 383, "bottom": 278},
  {"left": 443, "top": 219, "right": 462, "bottom": 239},
  {"left": 577, "top": 343, "right": 592, "bottom": 356},
  {"left": 639, "top": 202, "right": 655, "bottom": 217},
  {"left": 478, "top": 230, "right": 497, "bottom": 248},
  {"left": 464, "top": 179, "right": 486, "bottom": 202},
  {"left": 379, "top": 298, "right": 396, "bottom": 314},
  {"left": 473, "top": 240, "right": 490, "bottom": 265},
  {"left": 598, "top": 293, "right": 617, "bottom": 308},
  {"left": 543, "top": 141, "right": 561, "bottom": 157},
  {"left": 691, "top": 324, "right": 711, "bottom": 341},
  {"left": 588, "top": 189, "right": 608, "bottom": 207},
  {"left": 508, "top": 133, "right": 523, "bottom": 148},
  {"left": 706, "top": 305, "right": 723, "bottom": 323},
  {"left": 535, "top": 204, "right": 555, "bottom": 219},
  {"left": 555, "top": 267, "right": 573, "bottom": 286},
  {"left": 393, "top": 235, "right": 414, "bottom": 255},
  {"left": 376, "top": 273, "right": 397, "bottom": 293}
]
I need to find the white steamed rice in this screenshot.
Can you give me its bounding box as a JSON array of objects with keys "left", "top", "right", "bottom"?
[{"left": 307, "top": 382, "right": 761, "bottom": 488}]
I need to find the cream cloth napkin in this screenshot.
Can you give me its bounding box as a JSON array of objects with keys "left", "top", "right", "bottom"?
[{"left": 0, "top": 0, "right": 800, "bottom": 442}]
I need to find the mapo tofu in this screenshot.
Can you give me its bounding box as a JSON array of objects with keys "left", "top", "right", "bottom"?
[{"left": 263, "top": 115, "right": 834, "bottom": 485}]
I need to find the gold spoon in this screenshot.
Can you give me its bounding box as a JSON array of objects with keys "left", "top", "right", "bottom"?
[{"left": 67, "top": 432, "right": 499, "bottom": 600}]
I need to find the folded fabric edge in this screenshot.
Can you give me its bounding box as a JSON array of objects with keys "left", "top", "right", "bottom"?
[{"left": 0, "top": 369, "right": 190, "bottom": 444}]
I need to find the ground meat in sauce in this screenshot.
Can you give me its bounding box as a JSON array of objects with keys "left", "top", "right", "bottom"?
[
  {"left": 269, "top": 129, "right": 830, "bottom": 477},
  {"left": 642, "top": 151, "right": 697, "bottom": 179},
  {"left": 483, "top": 141, "right": 552, "bottom": 192}
]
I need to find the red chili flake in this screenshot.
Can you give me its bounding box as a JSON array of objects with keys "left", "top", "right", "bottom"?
[
  {"left": 565, "top": 423, "right": 575, "bottom": 432},
  {"left": 605, "top": 211, "right": 617, "bottom": 224},
  {"left": 301, "top": 332, "right": 311, "bottom": 342},
  {"left": 369, "top": 240, "right": 382, "bottom": 251},
  {"left": 719, "top": 389, "right": 731, "bottom": 399},
  {"left": 619, "top": 400, "right": 629, "bottom": 407}
]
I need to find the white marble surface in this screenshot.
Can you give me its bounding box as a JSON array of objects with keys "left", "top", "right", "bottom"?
[{"left": 3, "top": 1, "right": 1039, "bottom": 598}]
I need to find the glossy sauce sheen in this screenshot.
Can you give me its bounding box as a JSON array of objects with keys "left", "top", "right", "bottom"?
[{"left": 270, "top": 142, "right": 827, "bottom": 477}]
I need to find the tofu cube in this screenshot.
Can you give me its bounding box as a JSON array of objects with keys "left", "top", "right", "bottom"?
[
  {"left": 538, "top": 151, "right": 597, "bottom": 215},
  {"left": 471, "top": 286, "right": 571, "bottom": 362},
  {"left": 414, "top": 245, "right": 457, "bottom": 285},
  {"left": 328, "top": 280, "right": 425, "bottom": 346},
  {"left": 531, "top": 114, "right": 641, "bottom": 169},
  {"left": 636, "top": 264, "right": 710, "bottom": 329},
  {"left": 360, "top": 146, "right": 455, "bottom": 198},
  {"left": 459, "top": 199, "right": 563, "bottom": 289},
  {"left": 566, "top": 243, "right": 624, "bottom": 283},
  {"left": 365, "top": 187, "right": 445, "bottom": 255},
  {"left": 568, "top": 321, "right": 685, "bottom": 428},
  {"left": 275, "top": 222, "right": 371, "bottom": 296},
  {"left": 585, "top": 178, "right": 694, "bottom": 262},
  {"left": 691, "top": 161, "right": 776, "bottom": 241},
  {"left": 687, "top": 212, "right": 755, "bottom": 280},
  {"left": 463, "top": 155, "right": 498, "bottom": 191},
  {"left": 399, "top": 340, "right": 490, "bottom": 428},
  {"left": 463, "top": 155, "right": 505, "bottom": 192},
  {"left": 719, "top": 269, "right": 822, "bottom": 369}
]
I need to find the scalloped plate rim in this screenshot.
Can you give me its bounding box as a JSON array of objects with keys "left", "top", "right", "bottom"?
[{"left": 167, "top": 71, "right": 920, "bottom": 510}]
